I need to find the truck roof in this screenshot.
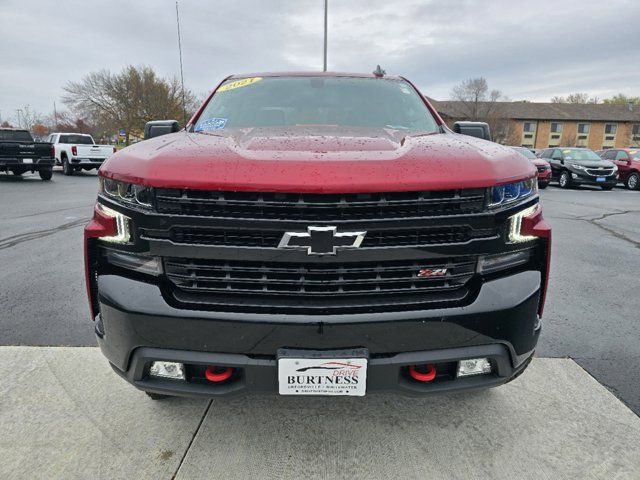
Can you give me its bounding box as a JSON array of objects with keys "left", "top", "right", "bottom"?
[
  {"left": 0, "top": 128, "right": 29, "bottom": 132},
  {"left": 51, "top": 132, "right": 92, "bottom": 135},
  {"left": 227, "top": 71, "right": 404, "bottom": 81}
]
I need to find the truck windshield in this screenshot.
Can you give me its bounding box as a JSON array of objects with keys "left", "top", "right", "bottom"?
[
  {"left": 0, "top": 130, "right": 33, "bottom": 142},
  {"left": 60, "top": 135, "right": 93, "bottom": 144},
  {"left": 194, "top": 76, "right": 439, "bottom": 133}
]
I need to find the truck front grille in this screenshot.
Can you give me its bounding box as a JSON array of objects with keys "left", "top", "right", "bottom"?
[
  {"left": 155, "top": 188, "right": 487, "bottom": 220},
  {"left": 164, "top": 256, "right": 477, "bottom": 313}
]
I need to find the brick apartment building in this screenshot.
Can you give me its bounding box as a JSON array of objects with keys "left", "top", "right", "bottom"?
[{"left": 430, "top": 99, "right": 640, "bottom": 150}]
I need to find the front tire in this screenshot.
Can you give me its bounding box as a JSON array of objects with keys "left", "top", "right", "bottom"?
[
  {"left": 62, "top": 157, "right": 74, "bottom": 176},
  {"left": 625, "top": 172, "right": 639, "bottom": 191},
  {"left": 558, "top": 171, "right": 572, "bottom": 189},
  {"left": 39, "top": 168, "right": 53, "bottom": 181}
]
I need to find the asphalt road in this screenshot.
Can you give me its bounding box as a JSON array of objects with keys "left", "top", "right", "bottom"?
[{"left": 1, "top": 169, "right": 639, "bottom": 414}]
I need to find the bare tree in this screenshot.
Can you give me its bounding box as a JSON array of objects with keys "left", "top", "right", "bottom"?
[
  {"left": 450, "top": 77, "right": 503, "bottom": 120},
  {"left": 562, "top": 131, "right": 577, "bottom": 147},
  {"left": 13, "top": 105, "right": 44, "bottom": 130},
  {"left": 551, "top": 93, "right": 598, "bottom": 104},
  {"left": 63, "top": 65, "right": 197, "bottom": 145},
  {"left": 602, "top": 94, "right": 640, "bottom": 105}
]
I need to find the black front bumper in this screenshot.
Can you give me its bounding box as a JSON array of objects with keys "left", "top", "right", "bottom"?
[
  {"left": 96, "top": 270, "right": 542, "bottom": 397},
  {"left": 569, "top": 172, "right": 617, "bottom": 187}
]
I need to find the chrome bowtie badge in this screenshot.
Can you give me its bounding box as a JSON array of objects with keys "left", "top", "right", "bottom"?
[{"left": 279, "top": 226, "right": 366, "bottom": 255}]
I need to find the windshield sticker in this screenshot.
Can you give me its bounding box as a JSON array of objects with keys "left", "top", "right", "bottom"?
[
  {"left": 195, "top": 118, "right": 227, "bottom": 132},
  {"left": 565, "top": 156, "right": 573, "bottom": 160},
  {"left": 217, "top": 77, "right": 262, "bottom": 92},
  {"left": 630, "top": 150, "right": 637, "bottom": 155},
  {"left": 562, "top": 149, "right": 572, "bottom": 154}
]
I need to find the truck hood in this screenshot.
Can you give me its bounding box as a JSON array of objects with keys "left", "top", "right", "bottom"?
[{"left": 101, "top": 127, "right": 536, "bottom": 193}]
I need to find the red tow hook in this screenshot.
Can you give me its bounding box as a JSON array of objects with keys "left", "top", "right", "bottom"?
[
  {"left": 205, "top": 366, "right": 234, "bottom": 383},
  {"left": 408, "top": 364, "right": 436, "bottom": 382}
]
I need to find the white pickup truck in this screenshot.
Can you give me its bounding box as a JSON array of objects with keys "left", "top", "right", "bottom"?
[{"left": 47, "top": 133, "right": 115, "bottom": 175}]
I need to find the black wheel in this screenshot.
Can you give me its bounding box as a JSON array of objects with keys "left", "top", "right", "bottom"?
[
  {"left": 74, "top": 166, "right": 82, "bottom": 172},
  {"left": 558, "top": 171, "right": 571, "bottom": 189},
  {"left": 600, "top": 185, "right": 614, "bottom": 191},
  {"left": 626, "top": 172, "right": 639, "bottom": 191},
  {"left": 62, "top": 157, "right": 74, "bottom": 176},
  {"left": 39, "top": 168, "right": 53, "bottom": 181},
  {"left": 145, "top": 391, "right": 171, "bottom": 400},
  {"left": 11, "top": 170, "right": 23, "bottom": 176}
]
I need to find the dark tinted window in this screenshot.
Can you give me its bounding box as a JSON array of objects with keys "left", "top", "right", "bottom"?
[
  {"left": 0, "top": 130, "right": 33, "bottom": 142},
  {"left": 195, "top": 76, "right": 439, "bottom": 133},
  {"left": 59, "top": 134, "right": 93, "bottom": 144},
  {"left": 540, "top": 149, "right": 552, "bottom": 158}
]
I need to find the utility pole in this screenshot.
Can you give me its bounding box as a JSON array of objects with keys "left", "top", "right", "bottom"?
[
  {"left": 323, "top": 0, "right": 328, "bottom": 72},
  {"left": 53, "top": 101, "right": 58, "bottom": 128}
]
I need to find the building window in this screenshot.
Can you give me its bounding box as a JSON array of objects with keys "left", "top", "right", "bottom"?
[
  {"left": 578, "top": 123, "right": 590, "bottom": 134},
  {"left": 632, "top": 124, "right": 640, "bottom": 138},
  {"left": 605, "top": 123, "right": 617, "bottom": 135},
  {"left": 523, "top": 122, "right": 535, "bottom": 133},
  {"left": 550, "top": 122, "right": 563, "bottom": 133}
]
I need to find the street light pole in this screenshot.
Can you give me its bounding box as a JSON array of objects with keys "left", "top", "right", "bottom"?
[{"left": 323, "top": 0, "right": 328, "bottom": 72}]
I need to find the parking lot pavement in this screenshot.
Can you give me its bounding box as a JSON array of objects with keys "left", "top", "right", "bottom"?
[
  {"left": 1, "top": 347, "right": 639, "bottom": 480},
  {"left": 1, "top": 172, "right": 640, "bottom": 415}
]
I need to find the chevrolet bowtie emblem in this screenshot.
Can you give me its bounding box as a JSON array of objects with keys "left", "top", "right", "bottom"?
[{"left": 278, "top": 226, "right": 367, "bottom": 256}]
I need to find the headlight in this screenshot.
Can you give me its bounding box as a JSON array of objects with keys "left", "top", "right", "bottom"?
[
  {"left": 489, "top": 178, "right": 537, "bottom": 208},
  {"left": 99, "top": 177, "right": 154, "bottom": 209},
  {"left": 571, "top": 164, "right": 588, "bottom": 171}
]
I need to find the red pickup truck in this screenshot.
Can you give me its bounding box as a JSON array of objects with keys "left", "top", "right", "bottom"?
[{"left": 85, "top": 72, "right": 550, "bottom": 399}]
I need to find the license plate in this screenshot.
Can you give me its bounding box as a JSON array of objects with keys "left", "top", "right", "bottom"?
[
  {"left": 22, "top": 158, "right": 33, "bottom": 164},
  {"left": 596, "top": 177, "right": 605, "bottom": 182},
  {"left": 278, "top": 356, "right": 368, "bottom": 396}
]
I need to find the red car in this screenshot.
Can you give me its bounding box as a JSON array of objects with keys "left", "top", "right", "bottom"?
[
  {"left": 599, "top": 148, "right": 640, "bottom": 190},
  {"left": 85, "top": 72, "right": 550, "bottom": 399},
  {"left": 510, "top": 146, "right": 551, "bottom": 189}
]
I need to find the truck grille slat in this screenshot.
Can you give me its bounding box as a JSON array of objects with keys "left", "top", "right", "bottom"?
[
  {"left": 145, "top": 225, "right": 495, "bottom": 248},
  {"left": 155, "top": 188, "right": 486, "bottom": 220}
]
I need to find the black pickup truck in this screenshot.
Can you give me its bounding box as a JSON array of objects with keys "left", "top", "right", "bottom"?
[{"left": 0, "top": 128, "right": 55, "bottom": 181}]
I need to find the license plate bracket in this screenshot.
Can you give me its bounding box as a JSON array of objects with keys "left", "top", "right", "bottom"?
[{"left": 277, "top": 348, "right": 368, "bottom": 396}]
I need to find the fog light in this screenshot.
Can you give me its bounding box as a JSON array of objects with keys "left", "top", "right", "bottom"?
[
  {"left": 149, "top": 361, "right": 185, "bottom": 380},
  {"left": 457, "top": 358, "right": 492, "bottom": 377},
  {"left": 571, "top": 173, "right": 578, "bottom": 179}
]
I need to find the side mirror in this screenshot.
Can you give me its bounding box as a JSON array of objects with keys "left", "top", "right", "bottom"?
[
  {"left": 144, "top": 120, "right": 180, "bottom": 140},
  {"left": 453, "top": 121, "right": 492, "bottom": 141}
]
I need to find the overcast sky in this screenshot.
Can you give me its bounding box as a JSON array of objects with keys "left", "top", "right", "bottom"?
[{"left": 1, "top": 0, "right": 639, "bottom": 123}]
